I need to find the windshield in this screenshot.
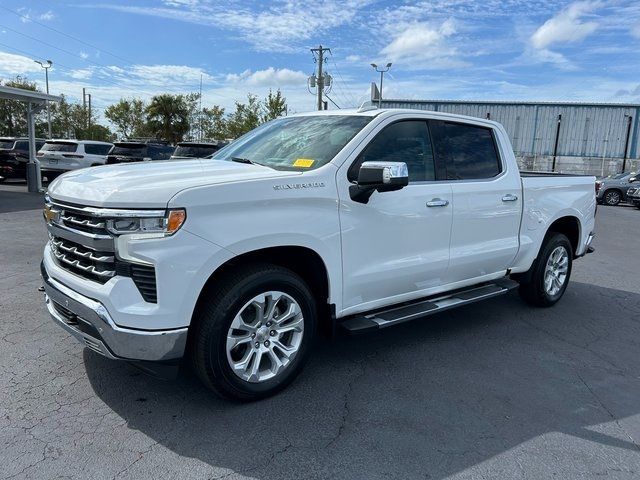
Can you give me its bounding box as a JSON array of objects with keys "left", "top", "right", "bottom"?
[
  {"left": 42, "top": 142, "right": 77, "bottom": 153},
  {"left": 110, "top": 144, "right": 146, "bottom": 157},
  {"left": 173, "top": 145, "right": 220, "bottom": 158},
  {"left": 211, "top": 115, "right": 372, "bottom": 170}
]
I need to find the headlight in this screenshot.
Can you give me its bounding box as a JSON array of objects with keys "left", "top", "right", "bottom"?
[{"left": 106, "top": 209, "right": 186, "bottom": 237}]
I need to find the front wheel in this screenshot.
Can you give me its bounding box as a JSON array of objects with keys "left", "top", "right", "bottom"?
[
  {"left": 190, "top": 264, "right": 317, "bottom": 401},
  {"left": 518, "top": 233, "right": 573, "bottom": 307}
]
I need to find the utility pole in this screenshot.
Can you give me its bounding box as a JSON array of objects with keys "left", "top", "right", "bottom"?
[
  {"left": 83, "top": 88, "right": 92, "bottom": 139},
  {"left": 35, "top": 59, "right": 53, "bottom": 138},
  {"left": 310, "top": 45, "right": 330, "bottom": 111}
]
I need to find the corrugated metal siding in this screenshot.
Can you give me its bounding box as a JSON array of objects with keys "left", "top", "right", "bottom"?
[{"left": 380, "top": 100, "right": 640, "bottom": 160}]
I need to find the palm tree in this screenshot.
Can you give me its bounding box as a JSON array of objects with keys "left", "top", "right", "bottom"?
[{"left": 145, "top": 94, "right": 190, "bottom": 144}]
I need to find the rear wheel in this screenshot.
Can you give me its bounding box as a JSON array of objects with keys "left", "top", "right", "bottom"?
[
  {"left": 518, "top": 233, "right": 573, "bottom": 307},
  {"left": 190, "top": 264, "right": 317, "bottom": 401},
  {"left": 603, "top": 189, "right": 621, "bottom": 206}
]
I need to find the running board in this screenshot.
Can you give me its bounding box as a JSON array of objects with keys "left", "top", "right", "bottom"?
[{"left": 339, "top": 278, "right": 519, "bottom": 333}]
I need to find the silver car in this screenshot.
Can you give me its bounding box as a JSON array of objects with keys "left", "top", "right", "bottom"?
[{"left": 596, "top": 172, "right": 638, "bottom": 206}]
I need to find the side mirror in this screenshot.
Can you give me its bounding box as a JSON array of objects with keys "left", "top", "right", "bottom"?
[
  {"left": 630, "top": 176, "right": 637, "bottom": 183},
  {"left": 349, "top": 161, "right": 409, "bottom": 204}
]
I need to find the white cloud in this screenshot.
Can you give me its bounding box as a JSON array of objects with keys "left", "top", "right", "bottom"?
[
  {"left": 87, "top": 1, "right": 373, "bottom": 52},
  {"left": 0, "top": 51, "right": 42, "bottom": 75},
  {"left": 69, "top": 68, "right": 95, "bottom": 80},
  {"left": 39, "top": 10, "right": 56, "bottom": 21},
  {"left": 531, "top": 1, "right": 599, "bottom": 49},
  {"left": 225, "top": 68, "right": 307, "bottom": 87},
  {"left": 129, "top": 64, "right": 213, "bottom": 86},
  {"left": 379, "top": 19, "right": 467, "bottom": 69},
  {"left": 346, "top": 55, "right": 362, "bottom": 63},
  {"left": 79, "top": 51, "right": 89, "bottom": 60}
]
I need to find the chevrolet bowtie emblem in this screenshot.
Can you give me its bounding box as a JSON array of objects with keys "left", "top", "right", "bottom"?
[{"left": 43, "top": 205, "right": 60, "bottom": 224}]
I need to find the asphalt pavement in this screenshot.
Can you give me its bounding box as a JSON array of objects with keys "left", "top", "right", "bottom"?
[{"left": 2, "top": 181, "right": 640, "bottom": 479}]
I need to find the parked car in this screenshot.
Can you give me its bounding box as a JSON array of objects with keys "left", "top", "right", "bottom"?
[
  {"left": 38, "top": 140, "right": 114, "bottom": 181},
  {"left": 170, "top": 141, "right": 227, "bottom": 160},
  {"left": 627, "top": 186, "right": 640, "bottom": 209},
  {"left": 41, "top": 109, "right": 596, "bottom": 401},
  {"left": 105, "top": 141, "right": 174, "bottom": 164},
  {"left": 0, "top": 137, "right": 46, "bottom": 182},
  {"left": 595, "top": 172, "right": 638, "bottom": 205}
]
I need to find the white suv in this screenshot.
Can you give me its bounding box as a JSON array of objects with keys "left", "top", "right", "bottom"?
[{"left": 38, "top": 140, "right": 113, "bottom": 180}]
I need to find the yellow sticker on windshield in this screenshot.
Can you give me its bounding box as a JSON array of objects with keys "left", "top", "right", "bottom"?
[{"left": 293, "top": 158, "right": 315, "bottom": 168}]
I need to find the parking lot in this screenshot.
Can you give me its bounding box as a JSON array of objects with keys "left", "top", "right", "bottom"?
[{"left": 1, "top": 181, "right": 640, "bottom": 480}]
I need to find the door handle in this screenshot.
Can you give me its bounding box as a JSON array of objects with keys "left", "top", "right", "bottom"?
[
  {"left": 502, "top": 194, "right": 518, "bottom": 202},
  {"left": 426, "top": 198, "right": 449, "bottom": 207}
]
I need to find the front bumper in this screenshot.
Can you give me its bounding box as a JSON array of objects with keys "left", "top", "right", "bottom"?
[{"left": 42, "top": 261, "right": 188, "bottom": 361}]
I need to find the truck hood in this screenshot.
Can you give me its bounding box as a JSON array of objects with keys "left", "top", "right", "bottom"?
[{"left": 47, "top": 159, "right": 302, "bottom": 207}]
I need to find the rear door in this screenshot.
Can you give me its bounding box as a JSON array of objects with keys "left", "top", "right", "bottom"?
[{"left": 430, "top": 120, "right": 521, "bottom": 283}]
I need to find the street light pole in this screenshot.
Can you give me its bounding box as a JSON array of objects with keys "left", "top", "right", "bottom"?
[
  {"left": 34, "top": 59, "right": 53, "bottom": 138},
  {"left": 371, "top": 62, "right": 392, "bottom": 108}
]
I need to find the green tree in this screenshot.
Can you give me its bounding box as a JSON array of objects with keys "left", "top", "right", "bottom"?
[
  {"left": 145, "top": 94, "right": 190, "bottom": 143},
  {"left": 261, "top": 89, "right": 287, "bottom": 122},
  {"left": 201, "top": 105, "right": 227, "bottom": 140},
  {"left": 226, "top": 94, "right": 261, "bottom": 138},
  {"left": 0, "top": 76, "right": 43, "bottom": 137},
  {"left": 104, "top": 98, "right": 146, "bottom": 139}
]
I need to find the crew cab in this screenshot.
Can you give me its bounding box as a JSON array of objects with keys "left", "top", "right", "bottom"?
[{"left": 41, "top": 109, "right": 596, "bottom": 400}]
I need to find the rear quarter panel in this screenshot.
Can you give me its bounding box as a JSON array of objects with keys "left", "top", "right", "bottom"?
[{"left": 512, "top": 175, "right": 596, "bottom": 273}]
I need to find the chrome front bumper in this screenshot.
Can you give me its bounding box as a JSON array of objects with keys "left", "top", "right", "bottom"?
[{"left": 41, "top": 262, "right": 188, "bottom": 361}]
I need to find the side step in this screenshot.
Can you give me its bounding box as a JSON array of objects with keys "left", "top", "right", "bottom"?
[{"left": 339, "top": 278, "right": 519, "bottom": 333}]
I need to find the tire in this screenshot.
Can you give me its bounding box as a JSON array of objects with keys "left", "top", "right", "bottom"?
[
  {"left": 603, "top": 189, "right": 621, "bottom": 206},
  {"left": 190, "top": 264, "right": 317, "bottom": 401},
  {"left": 518, "top": 232, "right": 573, "bottom": 307}
]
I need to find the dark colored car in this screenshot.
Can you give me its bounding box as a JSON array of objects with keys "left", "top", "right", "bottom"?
[
  {"left": 170, "top": 141, "right": 228, "bottom": 159},
  {"left": 0, "top": 137, "right": 46, "bottom": 181},
  {"left": 105, "top": 141, "right": 175, "bottom": 164}
]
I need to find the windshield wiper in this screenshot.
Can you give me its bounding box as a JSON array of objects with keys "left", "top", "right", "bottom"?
[{"left": 230, "top": 157, "right": 273, "bottom": 169}]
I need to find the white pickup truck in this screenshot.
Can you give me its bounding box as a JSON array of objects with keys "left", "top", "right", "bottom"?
[{"left": 41, "top": 108, "right": 596, "bottom": 400}]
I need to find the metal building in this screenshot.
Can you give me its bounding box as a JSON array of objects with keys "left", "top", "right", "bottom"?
[{"left": 376, "top": 95, "right": 640, "bottom": 176}]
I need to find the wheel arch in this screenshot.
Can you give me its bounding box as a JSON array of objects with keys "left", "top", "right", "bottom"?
[
  {"left": 192, "top": 245, "right": 333, "bottom": 331},
  {"left": 546, "top": 215, "right": 580, "bottom": 257}
]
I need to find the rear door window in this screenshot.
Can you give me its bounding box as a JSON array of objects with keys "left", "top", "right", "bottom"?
[
  {"left": 14, "top": 141, "right": 29, "bottom": 151},
  {"left": 430, "top": 121, "right": 501, "bottom": 180}
]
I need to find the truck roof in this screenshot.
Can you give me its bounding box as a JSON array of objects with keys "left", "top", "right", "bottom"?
[{"left": 289, "top": 107, "right": 501, "bottom": 129}]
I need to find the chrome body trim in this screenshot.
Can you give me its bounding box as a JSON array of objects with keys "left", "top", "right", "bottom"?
[
  {"left": 47, "top": 222, "right": 114, "bottom": 251},
  {"left": 48, "top": 198, "right": 166, "bottom": 218},
  {"left": 42, "top": 263, "right": 187, "bottom": 361}
]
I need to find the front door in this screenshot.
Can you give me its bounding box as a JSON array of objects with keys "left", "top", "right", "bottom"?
[{"left": 338, "top": 119, "right": 453, "bottom": 315}]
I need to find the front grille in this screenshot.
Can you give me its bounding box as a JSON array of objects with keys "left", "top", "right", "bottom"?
[
  {"left": 51, "top": 237, "right": 115, "bottom": 283},
  {"left": 48, "top": 200, "right": 159, "bottom": 303},
  {"left": 60, "top": 210, "right": 109, "bottom": 235}
]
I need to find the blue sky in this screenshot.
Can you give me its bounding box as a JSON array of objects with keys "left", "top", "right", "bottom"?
[{"left": 0, "top": 0, "right": 639, "bottom": 118}]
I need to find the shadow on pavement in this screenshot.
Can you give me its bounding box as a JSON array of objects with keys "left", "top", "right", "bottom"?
[{"left": 84, "top": 281, "right": 640, "bottom": 479}]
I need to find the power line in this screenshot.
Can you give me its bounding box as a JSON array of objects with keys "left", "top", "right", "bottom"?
[
  {"left": 328, "top": 53, "right": 358, "bottom": 107},
  {"left": 0, "top": 4, "right": 137, "bottom": 66}
]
